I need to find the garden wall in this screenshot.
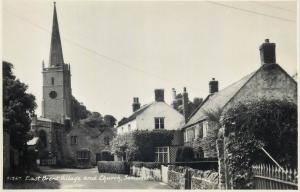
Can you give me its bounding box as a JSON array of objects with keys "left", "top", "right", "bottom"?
[{"left": 167, "top": 165, "right": 219, "bottom": 189}]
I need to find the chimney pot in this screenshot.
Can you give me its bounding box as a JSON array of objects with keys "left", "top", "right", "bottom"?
[
  {"left": 155, "top": 89, "right": 164, "bottom": 102},
  {"left": 260, "top": 39, "right": 276, "bottom": 65}
]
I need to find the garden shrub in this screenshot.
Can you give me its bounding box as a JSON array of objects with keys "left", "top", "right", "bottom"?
[
  {"left": 97, "top": 161, "right": 129, "bottom": 174},
  {"left": 111, "top": 130, "right": 174, "bottom": 161},
  {"left": 175, "top": 146, "right": 195, "bottom": 162},
  {"left": 222, "top": 99, "right": 297, "bottom": 189}
]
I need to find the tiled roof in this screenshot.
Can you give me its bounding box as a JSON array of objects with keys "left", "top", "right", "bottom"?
[
  {"left": 117, "top": 103, "right": 153, "bottom": 127},
  {"left": 183, "top": 71, "right": 257, "bottom": 128}
]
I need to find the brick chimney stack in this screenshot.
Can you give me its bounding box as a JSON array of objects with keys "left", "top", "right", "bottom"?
[
  {"left": 155, "top": 89, "right": 164, "bottom": 102},
  {"left": 260, "top": 39, "right": 276, "bottom": 65},
  {"left": 209, "top": 78, "right": 219, "bottom": 94},
  {"left": 132, "top": 97, "right": 140, "bottom": 112}
]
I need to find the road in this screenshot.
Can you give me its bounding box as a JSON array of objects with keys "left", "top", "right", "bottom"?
[{"left": 41, "top": 167, "right": 172, "bottom": 189}]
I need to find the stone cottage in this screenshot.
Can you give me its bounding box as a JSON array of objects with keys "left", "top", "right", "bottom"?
[
  {"left": 182, "top": 39, "right": 297, "bottom": 158},
  {"left": 66, "top": 124, "right": 115, "bottom": 168},
  {"left": 116, "top": 89, "right": 185, "bottom": 163}
]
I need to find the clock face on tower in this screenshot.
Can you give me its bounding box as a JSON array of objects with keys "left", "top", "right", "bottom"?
[{"left": 49, "top": 91, "right": 57, "bottom": 99}]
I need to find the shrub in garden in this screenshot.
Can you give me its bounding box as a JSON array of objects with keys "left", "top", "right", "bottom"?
[
  {"left": 97, "top": 161, "right": 129, "bottom": 174},
  {"left": 222, "top": 99, "right": 297, "bottom": 189}
]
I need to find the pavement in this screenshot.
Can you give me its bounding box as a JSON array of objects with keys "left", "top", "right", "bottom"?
[{"left": 41, "top": 166, "right": 172, "bottom": 189}]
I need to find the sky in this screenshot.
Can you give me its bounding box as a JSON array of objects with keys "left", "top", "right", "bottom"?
[{"left": 2, "top": 0, "right": 297, "bottom": 121}]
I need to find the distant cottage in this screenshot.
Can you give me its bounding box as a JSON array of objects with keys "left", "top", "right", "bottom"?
[{"left": 182, "top": 39, "right": 297, "bottom": 158}]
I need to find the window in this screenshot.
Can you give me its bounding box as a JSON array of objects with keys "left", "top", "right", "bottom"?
[
  {"left": 128, "top": 124, "right": 131, "bottom": 132},
  {"left": 104, "top": 137, "right": 110, "bottom": 146},
  {"left": 77, "top": 151, "right": 90, "bottom": 160},
  {"left": 154, "top": 117, "right": 165, "bottom": 129},
  {"left": 187, "top": 127, "right": 195, "bottom": 142},
  {"left": 155, "top": 147, "right": 169, "bottom": 163},
  {"left": 71, "top": 136, "right": 78, "bottom": 145},
  {"left": 198, "top": 122, "right": 204, "bottom": 138},
  {"left": 203, "top": 121, "right": 209, "bottom": 138},
  {"left": 51, "top": 77, "right": 54, "bottom": 85}
]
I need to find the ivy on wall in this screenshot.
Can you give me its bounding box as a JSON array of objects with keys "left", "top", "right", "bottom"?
[
  {"left": 221, "top": 99, "right": 297, "bottom": 189},
  {"left": 111, "top": 130, "right": 174, "bottom": 161}
]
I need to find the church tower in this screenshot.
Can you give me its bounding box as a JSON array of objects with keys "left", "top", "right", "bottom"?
[{"left": 42, "top": 2, "right": 72, "bottom": 123}]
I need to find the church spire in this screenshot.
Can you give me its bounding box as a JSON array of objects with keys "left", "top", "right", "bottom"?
[{"left": 49, "top": 2, "right": 64, "bottom": 67}]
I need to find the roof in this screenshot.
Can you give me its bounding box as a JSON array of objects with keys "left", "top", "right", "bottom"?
[
  {"left": 27, "top": 137, "right": 39, "bottom": 146},
  {"left": 117, "top": 103, "right": 152, "bottom": 127},
  {"left": 183, "top": 71, "right": 256, "bottom": 128},
  {"left": 49, "top": 3, "right": 64, "bottom": 66}
]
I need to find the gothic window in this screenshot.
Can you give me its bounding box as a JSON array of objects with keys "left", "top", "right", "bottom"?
[
  {"left": 51, "top": 77, "right": 54, "bottom": 85},
  {"left": 71, "top": 136, "right": 78, "bottom": 145},
  {"left": 154, "top": 117, "right": 165, "bottom": 129}
]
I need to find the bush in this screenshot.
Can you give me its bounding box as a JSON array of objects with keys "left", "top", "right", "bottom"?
[
  {"left": 176, "top": 146, "right": 195, "bottom": 162},
  {"left": 222, "top": 99, "right": 297, "bottom": 189},
  {"left": 97, "top": 161, "right": 129, "bottom": 174}
]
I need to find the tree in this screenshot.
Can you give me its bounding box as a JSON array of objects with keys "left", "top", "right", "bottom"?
[
  {"left": 72, "top": 96, "right": 91, "bottom": 122},
  {"left": 104, "top": 115, "right": 117, "bottom": 127},
  {"left": 3, "top": 61, "right": 36, "bottom": 150}
]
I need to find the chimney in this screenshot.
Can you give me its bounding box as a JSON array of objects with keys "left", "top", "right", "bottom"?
[
  {"left": 260, "top": 39, "right": 276, "bottom": 65},
  {"left": 182, "top": 87, "right": 189, "bottom": 123},
  {"left": 172, "top": 88, "right": 176, "bottom": 100},
  {"left": 132, "top": 97, "right": 141, "bottom": 112},
  {"left": 209, "top": 78, "right": 219, "bottom": 94},
  {"left": 155, "top": 89, "right": 164, "bottom": 102}
]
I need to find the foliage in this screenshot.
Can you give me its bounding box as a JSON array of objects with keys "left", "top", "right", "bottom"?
[
  {"left": 222, "top": 99, "right": 297, "bottom": 189},
  {"left": 192, "top": 108, "right": 222, "bottom": 158},
  {"left": 80, "top": 112, "right": 117, "bottom": 133},
  {"left": 175, "top": 146, "right": 195, "bottom": 162},
  {"left": 104, "top": 115, "right": 117, "bottom": 127},
  {"left": 110, "top": 130, "right": 174, "bottom": 161},
  {"left": 72, "top": 96, "right": 91, "bottom": 122},
  {"left": 3, "top": 61, "right": 36, "bottom": 150},
  {"left": 97, "top": 161, "right": 129, "bottom": 174}
]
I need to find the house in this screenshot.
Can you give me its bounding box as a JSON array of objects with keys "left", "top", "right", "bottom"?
[
  {"left": 66, "top": 123, "right": 115, "bottom": 168},
  {"left": 182, "top": 39, "right": 297, "bottom": 157},
  {"left": 117, "top": 89, "right": 185, "bottom": 134},
  {"left": 116, "top": 89, "right": 185, "bottom": 163}
]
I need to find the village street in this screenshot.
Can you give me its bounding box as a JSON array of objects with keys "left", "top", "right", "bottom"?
[{"left": 40, "top": 166, "right": 172, "bottom": 189}]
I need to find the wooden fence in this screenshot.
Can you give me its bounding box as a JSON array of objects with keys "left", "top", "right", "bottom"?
[
  {"left": 252, "top": 164, "right": 297, "bottom": 189},
  {"left": 40, "top": 157, "right": 56, "bottom": 166}
]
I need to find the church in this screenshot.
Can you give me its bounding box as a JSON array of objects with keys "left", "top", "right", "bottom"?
[{"left": 29, "top": 3, "right": 114, "bottom": 167}]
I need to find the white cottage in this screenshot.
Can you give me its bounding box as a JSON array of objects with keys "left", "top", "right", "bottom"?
[{"left": 117, "top": 89, "right": 185, "bottom": 135}]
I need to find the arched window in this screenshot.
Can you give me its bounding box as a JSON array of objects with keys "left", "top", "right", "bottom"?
[
  {"left": 51, "top": 77, "right": 54, "bottom": 85},
  {"left": 38, "top": 130, "right": 48, "bottom": 148}
]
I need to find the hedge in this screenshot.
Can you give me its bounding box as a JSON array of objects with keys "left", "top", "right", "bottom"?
[
  {"left": 97, "top": 161, "right": 129, "bottom": 174},
  {"left": 131, "top": 162, "right": 162, "bottom": 169}
]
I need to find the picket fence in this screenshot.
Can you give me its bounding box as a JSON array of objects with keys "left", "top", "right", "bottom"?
[{"left": 252, "top": 164, "right": 297, "bottom": 189}]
